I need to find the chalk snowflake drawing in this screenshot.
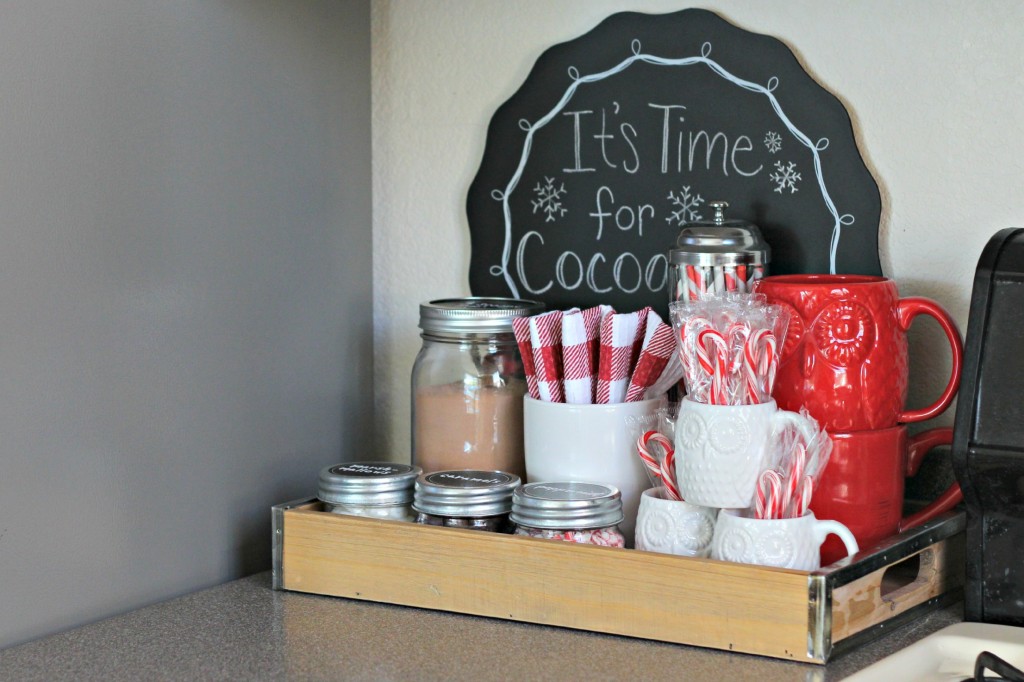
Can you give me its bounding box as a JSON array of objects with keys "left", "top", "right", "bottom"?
[
  {"left": 531, "top": 176, "right": 568, "bottom": 222},
  {"left": 489, "top": 39, "right": 853, "bottom": 298},
  {"left": 666, "top": 186, "right": 705, "bottom": 224},
  {"left": 770, "top": 161, "right": 802, "bottom": 194},
  {"left": 764, "top": 131, "right": 783, "bottom": 154}
]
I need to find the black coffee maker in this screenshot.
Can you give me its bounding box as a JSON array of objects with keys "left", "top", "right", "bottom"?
[{"left": 952, "top": 227, "right": 1024, "bottom": 626}]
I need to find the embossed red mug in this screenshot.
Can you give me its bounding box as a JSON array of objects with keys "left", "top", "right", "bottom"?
[
  {"left": 752, "top": 275, "right": 963, "bottom": 432},
  {"left": 812, "top": 426, "right": 961, "bottom": 566}
]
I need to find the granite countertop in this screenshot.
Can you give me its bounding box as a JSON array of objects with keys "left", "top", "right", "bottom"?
[{"left": 0, "top": 571, "right": 961, "bottom": 681}]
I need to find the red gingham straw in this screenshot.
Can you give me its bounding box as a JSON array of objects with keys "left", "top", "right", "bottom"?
[
  {"left": 596, "top": 308, "right": 649, "bottom": 404},
  {"left": 528, "top": 310, "right": 565, "bottom": 403},
  {"left": 626, "top": 313, "right": 679, "bottom": 402},
  {"left": 561, "top": 308, "right": 592, "bottom": 404},
  {"left": 512, "top": 316, "right": 540, "bottom": 400}
]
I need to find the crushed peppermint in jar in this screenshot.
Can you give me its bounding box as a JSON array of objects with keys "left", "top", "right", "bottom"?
[{"left": 510, "top": 481, "right": 625, "bottom": 547}]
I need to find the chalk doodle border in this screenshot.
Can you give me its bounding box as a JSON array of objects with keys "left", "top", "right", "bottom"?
[{"left": 489, "top": 40, "right": 854, "bottom": 297}]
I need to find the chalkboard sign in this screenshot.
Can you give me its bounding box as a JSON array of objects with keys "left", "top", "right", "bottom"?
[{"left": 467, "top": 9, "right": 881, "bottom": 313}]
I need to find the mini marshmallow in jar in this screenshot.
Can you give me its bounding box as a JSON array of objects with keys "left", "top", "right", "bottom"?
[
  {"left": 511, "top": 482, "right": 626, "bottom": 548},
  {"left": 668, "top": 201, "right": 770, "bottom": 303},
  {"left": 317, "top": 462, "right": 422, "bottom": 521}
]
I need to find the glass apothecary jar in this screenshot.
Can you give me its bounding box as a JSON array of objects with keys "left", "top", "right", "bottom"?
[
  {"left": 411, "top": 297, "right": 543, "bottom": 480},
  {"left": 412, "top": 469, "right": 520, "bottom": 533},
  {"left": 511, "top": 481, "right": 626, "bottom": 547},
  {"left": 317, "top": 462, "right": 421, "bottom": 521}
]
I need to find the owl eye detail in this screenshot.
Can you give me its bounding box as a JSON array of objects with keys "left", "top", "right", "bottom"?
[{"left": 811, "top": 302, "right": 875, "bottom": 367}]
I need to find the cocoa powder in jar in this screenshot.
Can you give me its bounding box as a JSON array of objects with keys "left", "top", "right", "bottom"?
[{"left": 413, "top": 378, "right": 526, "bottom": 480}]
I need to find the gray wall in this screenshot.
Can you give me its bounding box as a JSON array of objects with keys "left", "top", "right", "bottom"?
[{"left": 0, "top": 1, "right": 372, "bottom": 648}]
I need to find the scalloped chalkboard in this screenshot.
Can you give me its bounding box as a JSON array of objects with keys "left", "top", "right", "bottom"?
[{"left": 467, "top": 9, "right": 881, "bottom": 313}]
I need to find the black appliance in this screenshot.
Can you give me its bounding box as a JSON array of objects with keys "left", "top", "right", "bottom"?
[{"left": 952, "top": 227, "right": 1024, "bottom": 626}]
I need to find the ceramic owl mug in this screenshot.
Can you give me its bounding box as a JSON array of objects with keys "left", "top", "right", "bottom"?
[{"left": 752, "top": 275, "right": 963, "bottom": 432}]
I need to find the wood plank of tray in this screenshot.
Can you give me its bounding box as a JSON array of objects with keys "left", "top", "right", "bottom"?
[{"left": 281, "top": 506, "right": 815, "bottom": 662}]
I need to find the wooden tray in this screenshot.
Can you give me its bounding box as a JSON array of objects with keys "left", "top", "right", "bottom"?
[{"left": 271, "top": 500, "right": 964, "bottom": 664}]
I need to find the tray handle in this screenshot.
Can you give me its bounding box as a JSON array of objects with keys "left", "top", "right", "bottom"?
[{"left": 830, "top": 534, "right": 964, "bottom": 641}]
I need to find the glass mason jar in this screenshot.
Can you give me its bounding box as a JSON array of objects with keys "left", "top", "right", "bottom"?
[
  {"left": 412, "top": 469, "right": 520, "bottom": 534},
  {"left": 511, "top": 481, "right": 626, "bottom": 548},
  {"left": 317, "top": 462, "right": 421, "bottom": 522},
  {"left": 411, "top": 297, "right": 543, "bottom": 480}
]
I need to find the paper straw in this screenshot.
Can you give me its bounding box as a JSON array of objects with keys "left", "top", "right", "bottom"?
[
  {"left": 626, "top": 313, "right": 678, "bottom": 401},
  {"left": 561, "top": 308, "right": 592, "bottom": 404},
  {"left": 512, "top": 316, "right": 540, "bottom": 400},
  {"left": 596, "top": 309, "right": 647, "bottom": 404},
  {"left": 529, "top": 310, "right": 565, "bottom": 403}
]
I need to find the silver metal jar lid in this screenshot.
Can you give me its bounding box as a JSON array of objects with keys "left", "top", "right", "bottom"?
[
  {"left": 412, "top": 469, "right": 520, "bottom": 518},
  {"left": 418, "top": 297, "right": 545, "bottom": 335},
  {"left": 668, "top": 201, "right": 770, "bottom": 267},
  {"left": 510, "top": 481, "right": 623, "bottom": 529},
  {"left": 317, "top": 462, "right": 421, "bottom": 507}
]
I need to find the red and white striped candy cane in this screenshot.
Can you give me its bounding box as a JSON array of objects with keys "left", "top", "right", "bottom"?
[
  {"left": 762, "top": 334, "right": 778, "bottom": 396},
  {"left": 681, "top": 316, "right": 713, "bottom": 401},
  {"left": 686, "top": 265, "right": 702, "bottom": 301},
  {"left": 636, "top": 431, "right": 681, "bottom": 500},
  {"left": 635, "top": 431, "right": 662, "bottom": 482},
  {"left": 660, "top": 443, "right": 682, "bottom": 501},
  {"left": 793, "top": 476, "right": 814, "bottom": 518},
  {"left": 742, "top": 328, "right": 767, "bottom": 405},
  {"left": 756, "top": 469, "right": 782, "bottom": 520},
  {"left": 697, "top": 328, "right": 729, "bottom": 405},
  {"left": 783, "top": 443, "right": 807, "bottom": 518}
]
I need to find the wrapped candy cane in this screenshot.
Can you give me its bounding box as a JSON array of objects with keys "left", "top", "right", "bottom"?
[
  {"left": 756, "top": 469, "right": 782, "bottom": 520},
  {"left": 635, "top": 431, "right": 681, "bottom": 501}
]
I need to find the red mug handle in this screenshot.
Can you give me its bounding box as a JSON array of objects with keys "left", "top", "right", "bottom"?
[
  {"left": 896, "top": 297, "right": 964, "bottom": 424},
  {"left": 900, "top": 427, "right": 962, "bottom": 531}
]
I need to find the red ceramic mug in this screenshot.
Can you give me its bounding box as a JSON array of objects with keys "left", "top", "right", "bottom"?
[
  {"left": 752, "top": 275, "right": 963, "bottom": 432},
  {"left": 812, "top": 426, "right": 962, "bottom": 566}
]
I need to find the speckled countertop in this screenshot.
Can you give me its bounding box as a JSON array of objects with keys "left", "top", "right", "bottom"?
[{"left": 0, "top": 572, "right": 960, "bottom": 681}]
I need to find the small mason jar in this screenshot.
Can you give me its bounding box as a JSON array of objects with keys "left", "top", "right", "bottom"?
[
  {"left": 412, "top": 469, "right": 520, "bottom": 533},
  {"left": 317, "top": 462, "right": 422, "bottom": 521},
  {"left": 411, "top": 297, "right": 543, "bottom": 480},
  {"left": 511, "top": 481, "right": 626, "bottom": 548}
]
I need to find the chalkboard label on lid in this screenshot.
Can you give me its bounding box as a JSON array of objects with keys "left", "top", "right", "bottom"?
[{"left": 467, "top": 9, "right": 881, "bottom": 314}]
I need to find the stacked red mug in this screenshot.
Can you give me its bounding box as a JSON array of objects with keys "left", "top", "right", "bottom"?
[{"left": 752, "top": 275, "right": 964, "bottom": 565}]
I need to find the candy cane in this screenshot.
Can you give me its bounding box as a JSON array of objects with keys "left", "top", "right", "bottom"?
[
  {"left": 793, "top": 476, "right": 814, "bottom": 518},
  {"left": 697, "top": 328, "right": 729, "bottom": 405},
  {"left": 756, "top": 469, "right": 782, "bottom": 520},
  {"left": 760, "top": 333, "right": 778, "bottom": 397},
  {"left": 682, "top": 316, "right": 714, "bottom": 402},
  {"left": 660, "top": 444, "right": 682, "bottom": 501},
  {"left": 636, "top": 431, "right": 681, "bottom": 501},
  {"left": 743, "top": 328, "right": 768, "bottom": 405},
  {"left": 783, "top": 443, "right": 806, "bottom": 518}
]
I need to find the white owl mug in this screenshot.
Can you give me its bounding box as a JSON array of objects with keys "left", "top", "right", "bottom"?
[
  {"left": 711, "top": 509, "right": 859, "bottom": 571},
  {"left": 634, "top": 487, "right": 718, "bottom": 558},
  {"left": 674, "top": 397, "right": 816, "bottom": 510}
]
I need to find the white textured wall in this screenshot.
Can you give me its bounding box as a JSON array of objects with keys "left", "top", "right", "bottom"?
[
  {"left": 0, "top": 1, "right": 371, "bottom": 648},
  {"left": 373, "top": 0, "right": 1024, "bottom": 458}
]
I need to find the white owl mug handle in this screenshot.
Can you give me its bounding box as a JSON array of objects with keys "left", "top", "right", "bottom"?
[
  {"left": 711, "top": 509, "right": 860, "bottom": 571},
  {"left": 674, "top": 397, "right": 816, "bottom": 510}
]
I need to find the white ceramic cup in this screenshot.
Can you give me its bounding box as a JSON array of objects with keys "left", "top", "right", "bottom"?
[
  {"left": 711, "top": 509, "right": 860, "bottom": 571},
  {"left": 674, "top": 397, "right": 815, "bottom": 509},
  {"left": 523, "top": 395, "right": 663, "bottom": 544},
  {"left": 635, "top": 487, "right": 718, "bottom": 558}
]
